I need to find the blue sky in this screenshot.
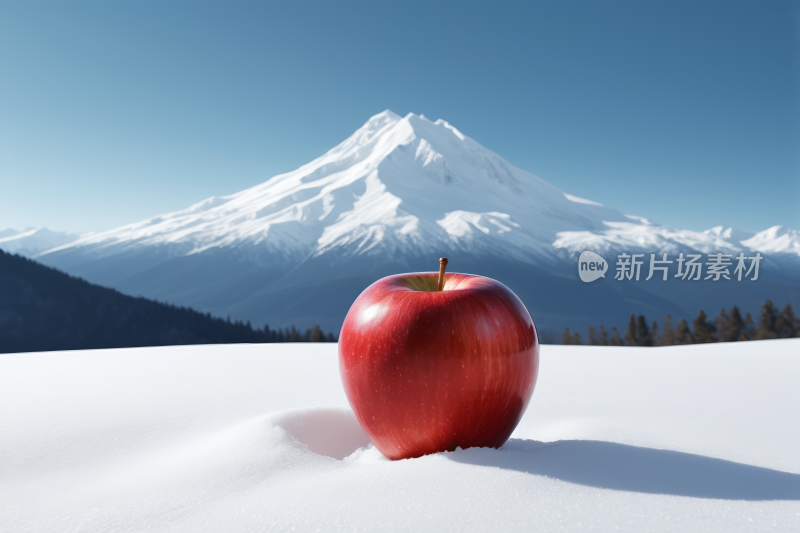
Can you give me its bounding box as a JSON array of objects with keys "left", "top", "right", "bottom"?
[{"left": 1, "top": 0, "right": 797, "bottom": 233}]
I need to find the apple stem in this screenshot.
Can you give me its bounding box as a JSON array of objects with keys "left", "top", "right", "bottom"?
[{"left": 437, "top": 258, "right": 449, "bottom": 291}]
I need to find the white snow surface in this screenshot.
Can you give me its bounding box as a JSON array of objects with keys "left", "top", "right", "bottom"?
[
  {"left": 2, "top": 341, "right": 799, "bottom": 532},
  {"left": 37, "top": 110, "right": 800, "bottom": 263},
  {"left": 702, "top": 226, "right": 756, "bottom": 245},
  {"left": 742, "top": 225, "right": 800, "bottom": 255},
  {"left": 0, "top": 228, "right": 84, "bottom": 257}
]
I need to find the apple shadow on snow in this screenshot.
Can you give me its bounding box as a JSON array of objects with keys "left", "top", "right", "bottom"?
[
  {"left": 277, "top": 408, "right": 800, "bottom": 501},
  {"left": 275, "top": 408, "right": 372, "bottom": 460},
  {"left": 276, "top": 410, "right": 800, "bottom": 501},
  {"left": 451, "top": 439, "right": 800, "bottom": 501}
]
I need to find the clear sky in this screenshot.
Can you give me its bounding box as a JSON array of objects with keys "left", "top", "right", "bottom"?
[{"left": 1, "top": 0, "right": 797, "bottom": 234}]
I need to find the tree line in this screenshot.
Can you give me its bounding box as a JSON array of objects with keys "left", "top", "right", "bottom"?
[
  {"left": 562, "top": 300, "right": 798, "bottom": 346},
  {"left": 259, "top": 323, "right": 336, "bottom": 343},
  {"left": 0, "top": 250, "right": 336, "bottom": 354}
]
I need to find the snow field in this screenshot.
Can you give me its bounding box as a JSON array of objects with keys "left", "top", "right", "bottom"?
[{"left": 1, "top": 341, "right": 799, "bottom": 532}]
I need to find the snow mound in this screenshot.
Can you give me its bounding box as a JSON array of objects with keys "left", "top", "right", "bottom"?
[
  {"left": 275, "top": 408, "right": 371, "bottom": 460},
  {"left": 1, "top": 341, "right": 798, "bottom": 532}
]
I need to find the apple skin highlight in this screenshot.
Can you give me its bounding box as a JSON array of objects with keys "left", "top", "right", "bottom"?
[{"left": 339, "top": 272, "right": 539, "bottom": 460}]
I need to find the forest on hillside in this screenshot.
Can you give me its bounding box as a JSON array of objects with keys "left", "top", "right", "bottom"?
[
  {"left": 0, "top": 250, "right": 336, "bottom": 354},
  {"left": 562, "top": 300, "right": 798, "bottom": 346}
]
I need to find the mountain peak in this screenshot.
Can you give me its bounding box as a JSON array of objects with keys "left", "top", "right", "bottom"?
[
  {"left": 742, "top": 225, "right": 800, "bottom": 254},
  {"left": 702, "top": 226, "right": 755, "bottom": 244},
  {"left": 39, "top": 110, "right": 628, "bottom": 262},
  {"left": 364, "top": 109, "right": 402, "bottom": 126},
  {"left": 0, "top": 227, "right": 84, "bottom": 257},
  {"left": 38, "top": 110, "right": 799, "bottom": 271}
]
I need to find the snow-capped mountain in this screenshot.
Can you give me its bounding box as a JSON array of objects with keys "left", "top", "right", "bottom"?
[
  {"left": 553, "top": 221, "right": 799, "bottom": 258},
  {"left": 741, "top": 225, "right": 800, "bottom": 256},
  {"left": 702, "top": 226, "right": 755, "bottom": 245},
  {"left": 0, "top": 228, "right": 85, "bottom": 257},
  {"left": 43, "top": 111, "right": 632, "bottom": 264},
  {"left": 36, "top": 111, "right": 800, "bottom": 333}
]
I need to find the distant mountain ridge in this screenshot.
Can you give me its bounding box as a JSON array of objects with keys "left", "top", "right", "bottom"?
[
  {"left": 33, "top": 111, "right": 800, "bottom": 333},
  {"left": 0, "top": 228, "right": 85, "bottom": 257}
]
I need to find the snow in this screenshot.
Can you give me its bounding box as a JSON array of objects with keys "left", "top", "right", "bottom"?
[
  {"left": 703, "top": 226, "right": 755, "bottom": 245},
  {"left": 564, "top": 192, "right": 604, "bottom": 206},
  {"left": 36, "top": 110, "right": 799, "bottom": 271},
  {"left": 553, "top": 219, "right": 746, "bottom": 256},
  {"left": 743, "top": 225, "right": 800, "bottom": 255},
  {"left": 2, "top": 340, "right": 798, "bottom": 532},
  {"left": 436, "top": 211, "right": 521, "bottom": 238},
  {"left": 34, "top": 111, "right": 630, "bottom": 263},
  {"left": 0, "top": 228, "right": 84, "bottom": 257}
]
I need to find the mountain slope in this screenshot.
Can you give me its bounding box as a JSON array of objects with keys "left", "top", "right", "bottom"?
[
  {"left": 0, "top": 228, "right": 84, "bottom": 257},
  {"left": 0, "top": 250, "right": 334, "bottom": 353},
  {"left": 36, "top": 111, "right": 800, "bottom": 333}
]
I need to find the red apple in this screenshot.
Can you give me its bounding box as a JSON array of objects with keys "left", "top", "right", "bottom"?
[{"left": 338, "top": 267, "right": 539, "bottom": 460}]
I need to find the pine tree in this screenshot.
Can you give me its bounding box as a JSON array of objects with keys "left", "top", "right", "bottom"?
[
  {"left": 650, "top": 321, "right": 660, "bottom": 346},
  {"left": 308, "top": 325, "right": 324, "bottom": 342},
  {"left": 624, "top": 313, "right": 637, "bottom": 346},
  {"left": 776, "top": 304, "right": 798, "bottom": 338},
  {"left": 610, "top": 326, "right": 623, "bottom": 346},
  {"left": 587, "top": 327, "right": 598, "bottom": 345},
  {"left": 693, "top": 310, "right": 716, "bottom": 343},
  {"left": 635, "top": 315, "right": 651, "bottom": 346},
  {"left": 730, "top": 306, "right": 747, "bottom": 341},
  {"left": 659, "top": 314, "right": 675, "bottom": 346},
  {"left": 598, "top": 326, "right": 609, "bottom": 346},
  {"left": 571, "top": 331, "right": 582, "bottom": 345},
  {"left": 562, "top": 328, "right": 573, "bottom": 345},
  {"left": 675, "top": 319, "right": 694, "bottom": 344},
  {"left": 717, "top": 306, "right": 746, "bottom": 342},
  {"left": 714, "top": 308, "right": 730, "bottom": 341},
  {"left": 287, "top": 326, "right": 301, "bottom": 342},
  {"left": 744, "top": 312, "right": 756, "bottom": 340},
  {"left": 755, "top": 300, "right": 778, "bottom": 340}
]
